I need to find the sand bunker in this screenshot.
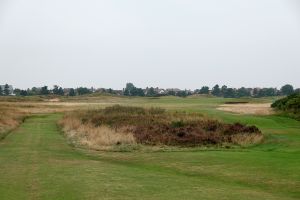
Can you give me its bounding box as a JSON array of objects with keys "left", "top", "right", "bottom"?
[
  {"left": 46, "top": 98, "right": 61, "bottom": 102},
  {"left": 217, "top": 103, "right": 273, "bottom": 115}
]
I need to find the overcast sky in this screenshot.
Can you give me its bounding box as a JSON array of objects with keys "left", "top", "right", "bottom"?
[{"left": 0, "top": 0, "right": 299, "bottom": 89}]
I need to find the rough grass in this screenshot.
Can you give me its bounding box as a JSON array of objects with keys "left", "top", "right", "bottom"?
[
  {"left": 60, "top": 117, "right": 136, "bottom": 150},
  {"left": 0, "top": 99, "right": 81, "bottom": 140},
  {"left": 0, "top": 114, "right": 299, "bottom": 200},
  {"left": 0, "top": 96, "right": 299, "bottom": 199},
  {"left": 59, "top": 105, "right": 263, "bottom": 149},
  {"left": 0, "top": 104, "right": 26, "bottom": 139}
]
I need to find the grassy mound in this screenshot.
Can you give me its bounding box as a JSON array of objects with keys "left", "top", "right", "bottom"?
[{"left": 60, "top": 105, "right": 262, "bottom": 149}]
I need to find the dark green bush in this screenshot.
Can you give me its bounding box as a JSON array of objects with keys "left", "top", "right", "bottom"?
[{"left": 272, "top": 93, "right": 300, "bottom": 120}]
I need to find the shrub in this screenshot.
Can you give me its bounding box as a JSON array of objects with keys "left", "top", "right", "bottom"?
[{"left": 272, "top": 93, "right": 300, "bottom": 120}]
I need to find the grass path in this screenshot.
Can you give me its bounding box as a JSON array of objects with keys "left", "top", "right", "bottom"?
[{"left": 0, "top": 114, "right": 299, "bottom": 200}]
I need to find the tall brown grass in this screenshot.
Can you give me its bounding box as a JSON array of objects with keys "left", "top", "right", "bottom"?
[
  {"left": 0, "top": 104, "right": 26, "bottom": 138},
  {"left": 59, "top": 117, "right": 135, "bottom": 150}
]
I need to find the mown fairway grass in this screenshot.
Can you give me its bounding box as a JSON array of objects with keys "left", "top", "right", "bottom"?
[{"left": 0, "top": 96, "right": 299, "bottom": 199}]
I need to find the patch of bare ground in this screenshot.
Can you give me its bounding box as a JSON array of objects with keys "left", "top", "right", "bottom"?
[
  {"left": 217, "top": 103, "right": 273, "bottom": 115},
  {"left": 45, "top": 98, "right": 61, "bottom": 102}
]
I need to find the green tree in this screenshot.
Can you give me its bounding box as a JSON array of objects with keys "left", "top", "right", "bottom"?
[
  {"left": 58, "top": 87, "right": 64, "bottom": 96},
  {"left": 14, "top": 89, "right": 21, "bottom": 96},
  {"left": 4, "top": 84, "right": 10, "bottom": 96},
  {"left": 252, "top": 88, "right": 259, "bottom": 97},
  {"left": 53, "top": 85, "right": 59, "bottom": 95},
  {"left": 221, "top": 85, "right": 228, "bottom": 97},
  {"left": 281, "top": 84, "right": 294, "bottom": 96},
  {"left": 211, "top": 84, "right": 221, "bottom": 96},
  {"left": 223, "top": 88, "right": 236, "bottom": 98},
  {"left": 77, "top": 87, "right": 91, "bottom": 95},
  {"left": 199, "top": 86, "right": 209, "bottom": 94},
  {"left": 146, "top": 87, "right": 157, "bottom": 97},
  {"left": 123, "top": 83, "right": 135, "bottom": 96},
  {"left": 167, "top": 90, "right": 176, "bottom": 96},
  {"left": 52, "top": 85, "right": 64, "bottom": 95},
  {"left": 0, "top": 86, "right": 3, "bottom": 96},
  {"left": 123, "top": 83, "right": 144, "bottom": 96},
  {"left": 29, "top": 87, "right": 39, "bottom": 95},
  {"left": 236, "top": 87, "right": 250, "bottom": 97},
  {"left": 69, "top": 88, "right": 76, "bottom": 96},
  {"left": 41, "top": 86, "right": 49, "bottom": 95},
  {"left": 20, "top": 90, "right": 28, "bottom": 96},
  {"left": 176, "top": 90, "right": 188, "bottom": 97}
]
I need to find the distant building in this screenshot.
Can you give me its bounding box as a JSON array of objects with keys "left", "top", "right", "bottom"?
[
  {"left": 166, "top": 88, "right": 181, "bottom": 92},
  {"left": 0, "top": 85, "right": 14, "bottom": 95}
]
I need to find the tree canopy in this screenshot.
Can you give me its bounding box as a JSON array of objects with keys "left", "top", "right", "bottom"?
[{"left": 280, "top": 84, "right": 294, "bottom": 96}]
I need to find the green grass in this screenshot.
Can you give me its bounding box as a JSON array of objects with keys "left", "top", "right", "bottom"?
[{"left": 0, "top": 96, "right": 299, "bottom": 199}]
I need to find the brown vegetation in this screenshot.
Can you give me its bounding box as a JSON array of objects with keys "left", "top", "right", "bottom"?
[
  {"left": 0, "top": 104, "right": 26, "bottom": 139},
  {"left": 59, "top": 117, "right": 136, "bottom": 150},
  {"left": 0, "top": 100, "right": 79, "bottom": 139},
  {"left": 59, "top": 105, "right": 263, "bottom": 149}
]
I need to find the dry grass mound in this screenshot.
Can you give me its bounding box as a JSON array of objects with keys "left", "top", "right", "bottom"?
[{"left": 59, "top": 105, "right": 263, "bottom": 149}]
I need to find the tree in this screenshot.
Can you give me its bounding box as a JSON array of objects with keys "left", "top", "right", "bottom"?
[
  {"left": 0, "top": 86, "right": 3, "bottom": 96},
  {"left": 199, "top": 86, "right": 209, "bottom": 94},
  {"left": 69, "top": 88, "right": 76, "bottom": 96},
  {"left": 52, "top": 85, "right": 64, "bottom": 95},
  {"left": 176, "top": 90, "right": 188, "bottom": 97},
  {"left": 236, "top": 87, "right": 250, "bottom": 97},
  {"left": 58, "top": 87, "right": 64, "bottom": 95},
  {"left": 281, "top": 84, "right": 294, "bottom": 96},
  {"left": 4, "top": 84, "right": 10, "bottom": 96},
  {"left": 29, "top": 87, "right": 40, "bottom": 95},
  {"left": 123, "top": 83, "right": 144, "bottom": 96},
  {"left": 53, "top": 85, "right": 59, "bottom": 95},
  {"left": 20, "top": 90, "right": 28, "bottom": 96},
  {"left": 167, "top": 90, "right": 176, "bottom": 96},
  {"left": 223, "top": 88, "right": 236, "bottom": 98},
  {"left": 77, "top": 87, "right": 91, "bottom": 95},
  {"left": 146, "top": 87, "right": 157, "bottom": 97},
  {"left": 13, "top": 89, "right": 21, "bottom": 96},
  {"left": 123, "top": 83, "right": 135, "bottom": 96},
  {"left": 211, "top": 84, "right": 221, "bottom": 96},
  {"left": 41, "top": 86, "right": 49, "bottom": 95},
  {"left": 221, "top": 85, "right": 228, "bottom": 97},
  {"left": 256, "top": 88, "right": 276, "bottom": 97},
  {"left": 252, "top": 88, "right": 260, "bottom": 97}
]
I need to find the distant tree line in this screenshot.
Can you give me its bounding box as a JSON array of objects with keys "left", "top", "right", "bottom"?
[
  {"left": 12, "top": 85, "right": 93, "bottom": 96},
  {"left": 1, "top": 83, "right": 299, "bottom": 98},
  {"left": 209, "top": 84, "right": 297, "bottom": 98}
]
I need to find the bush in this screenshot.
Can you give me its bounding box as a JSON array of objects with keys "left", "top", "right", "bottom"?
[{"left": 272, "top": 93, "right": 300, "bottom": 120}]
